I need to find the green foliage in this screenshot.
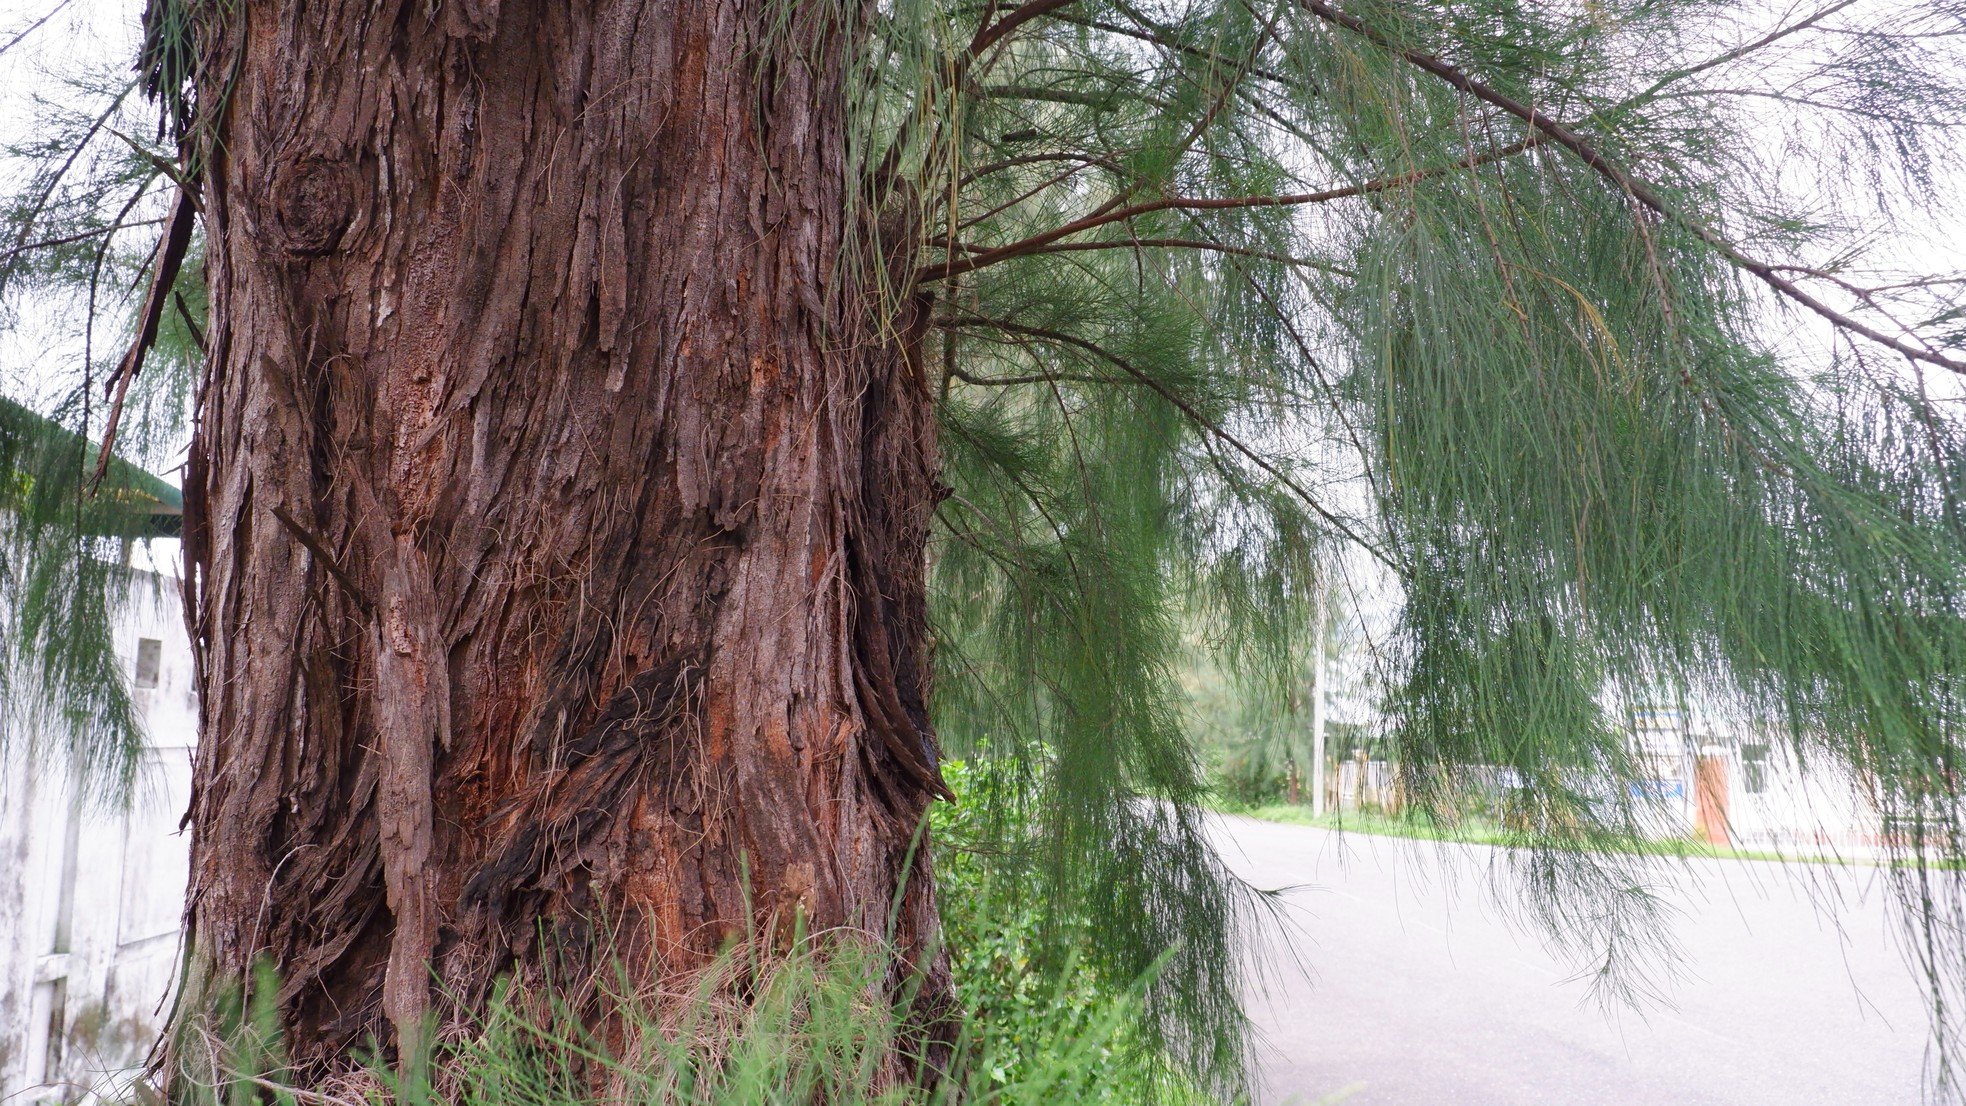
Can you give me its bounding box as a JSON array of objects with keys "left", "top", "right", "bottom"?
[
  {"left": 933, "top": 758, "right": 1203, "bottom": 1103},
  {"left": 0, "top": 26, "right": 200, "bottom": 805},
  {"left": 0, "top": 391, "right": 175, "bottom": 805},
  {"left": 1184, "top": 654, "right": 1299, "bottom": 807},
  {"left": 864, "top": 0, "right": 1966, "bottom": 1088},
  {"left": 176, "top": 956, "right": 1155, "bottom": 1106}
]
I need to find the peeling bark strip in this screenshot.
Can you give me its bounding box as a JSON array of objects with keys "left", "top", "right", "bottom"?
[{"left": 176, "top": 0, "right": 949, "bottom": 1072}]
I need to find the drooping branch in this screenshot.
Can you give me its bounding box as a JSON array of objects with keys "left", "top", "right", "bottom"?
[
  {"left": 937, "top": 7, "right": 1285, "bottom": 282},
  {"left": 1644, "top": 86, "right": 1964, "bottom": 128},
  {"left": 943, "top": 359, "right": 1124, "bottom": 387},
  {"left": 959, "top": 150, "right": 1122, "bottom": 187},
  {"left": 958, "top": 160, "right": 1111, "bottom": 232},
  {"left": 1053, "top": 10, "right": 1310, "bottom": 94},
  {"left": 939, "top": 312, "right": 1395, "bottom": 567},
  {"left": 943, "top": 313, "right": 1346, "bottom": 414},
  {"left": 1623, "top": 0, "right": 1863, "bottom": 107},
  {"left": 0, "top": 85, "right": 132, "bottom": 303},
  {"left": 0, "top": 0, "right": 73, "bottom": 61},
  {"left": 1295, "top": 0, "right": 1966, "bottom": 375},
  {"left": 1177, "top": 212, "right": 1385, "bottom": 506},
  {"left": 977, "top": 82, "right": 1154, "bottom": 110},
  {"left": 871, "top": 1, "right": 1082, "bottom": 197}
]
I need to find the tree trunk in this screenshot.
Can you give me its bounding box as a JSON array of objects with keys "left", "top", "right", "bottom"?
[{"left": 174, "top": 0, "right": 948, "bottom": 1076}]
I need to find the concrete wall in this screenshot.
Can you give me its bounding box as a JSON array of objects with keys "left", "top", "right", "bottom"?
[{"left": 1, "top": 579, "right": 194, "bottom": 1103}]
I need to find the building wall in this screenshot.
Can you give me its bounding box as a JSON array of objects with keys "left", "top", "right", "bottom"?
[
  {"left": 1331, "top": 733, "right": 1882, "bottom": 857},
  {"left": 1711, "top": 739, "right": 1879, "bottom": 856},
  {"left": 1, "top": 580, "right": 194, "bottom": 1102}
]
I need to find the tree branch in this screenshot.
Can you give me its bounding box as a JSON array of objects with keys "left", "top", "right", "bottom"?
[
  {"left": 0, "top": 217, "right": 167, "bottom": 265},
  {"left": 959, "top": 150, "right": 1121, "bottom": 187},
  {"left": 0, "top": 84, "right": 131, "bottom": 303},
  {"left": 269, "top": 504, "right": 376, "bottom": 617},
  {"left": 920, "top": 137, "right": 1540, "bottom": 283},
  {"left": 1625, "top": 0, "right": 1862, "bottom": 106},
  {"left": 1053, "top": 10, "right": 1310, "bottom": 93},
  {"left": 91, "top": 186, "right": 196, "bottom": 492},
  {"left": 943, "top": 360, "right": 1124, "bottom": 387},
  {"left": 1006, "top": 236, "right": 1346, "bottom": 269},
  {"left": 870, "top": 1, "right": 1080, "bottom": 193},
  {"left": 1294, "top": 0, "right": 1966, "bottom": 375},
  {"left": 969, "top": 0, "right": 1081, "bottom": 58},
  {"left": 0, "top": 0, "right": 73, "bottom": 61}
]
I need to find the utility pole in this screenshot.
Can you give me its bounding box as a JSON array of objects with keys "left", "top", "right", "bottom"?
[{"left": 1310, "top": 575, "right": 1330, "bottom": 816}]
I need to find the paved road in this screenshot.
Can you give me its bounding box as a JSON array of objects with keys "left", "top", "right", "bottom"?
[{"left": 1207, "top": 814, "right": 1935, "bottom": 1105}]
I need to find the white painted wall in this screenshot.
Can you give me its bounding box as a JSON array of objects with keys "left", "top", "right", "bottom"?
[
  {"left": 1715, "top": 739, "right": 1880, "bottom": 857},
  {"left": 1331, "top": 734, "right": 1883, "bottom": 855},
  {"left": 1, "top": 576, "right": 195, "bottom": 1103}
]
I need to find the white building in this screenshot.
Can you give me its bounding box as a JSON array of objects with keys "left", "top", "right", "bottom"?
[
  {"left": 1630, "top": 706, "right": 1883, "bottom": 856},
  {"left": 1329, "top": 704, "right": 1886, "bottom": 857},
  {"left": 0, "top": 576, "right": 195, "bottom": 1102}
]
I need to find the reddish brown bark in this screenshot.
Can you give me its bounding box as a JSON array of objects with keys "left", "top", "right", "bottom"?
[{"left": 174, "top": 0, "right": 948, "bottom": 1075}]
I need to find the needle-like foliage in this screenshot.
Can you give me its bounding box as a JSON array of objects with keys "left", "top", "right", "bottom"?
[
  {"left": 850, "top": 0, "right": 1966, "bottom": 1093},
  {"left": 0, "top": 29, "right": 199, "bottom": 804},
  {"left": 5, "top": 0, "right": 1966, "bottom": 1098}
]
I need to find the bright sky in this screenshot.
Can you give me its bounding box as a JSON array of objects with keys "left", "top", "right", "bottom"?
[{"left": 0, "top": 0, "right": 148, "bottom": 410}]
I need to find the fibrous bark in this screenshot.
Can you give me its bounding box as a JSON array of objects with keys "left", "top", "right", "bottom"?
[{"left": 175, "top": 0, "right": 948, "bottom": 1074}]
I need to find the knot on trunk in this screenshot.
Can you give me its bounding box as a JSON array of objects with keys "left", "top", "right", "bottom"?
[{"left": 272, "top": 154, "right": 354, "bottom": 256}]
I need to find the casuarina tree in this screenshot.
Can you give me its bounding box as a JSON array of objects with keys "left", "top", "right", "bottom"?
[{"left": 3, "top": 0, "right": 1965, "bottom": 1096}]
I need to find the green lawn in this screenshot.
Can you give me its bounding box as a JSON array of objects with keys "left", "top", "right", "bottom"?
[{"left": 1215, "top": 802, "right": 1881, "bottom": 867}]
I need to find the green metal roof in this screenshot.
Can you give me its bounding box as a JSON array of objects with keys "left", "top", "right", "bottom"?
[{"left": 1, "top": 393, "right": 183, "bottom": 538}]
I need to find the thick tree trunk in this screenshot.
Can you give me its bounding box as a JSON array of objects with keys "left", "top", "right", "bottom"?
[{"left": 175, "top": 0, "right": 948, "bottom": 1076}]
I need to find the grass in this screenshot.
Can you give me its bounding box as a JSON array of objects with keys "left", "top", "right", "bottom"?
[
  {"left": 1213, "top": 801, "right": 1891, "bottom": 867},
  {"left": 161, "top": 760, "right": 1226, "bottom": 1106},
  {"left": 172, "top": 939, "right": 1213, "bottom": 1106}
]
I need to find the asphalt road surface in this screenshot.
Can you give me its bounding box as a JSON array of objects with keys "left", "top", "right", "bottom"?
[{"left": 1207, "top": 814, "right": 1935, "bottom": 1105}]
